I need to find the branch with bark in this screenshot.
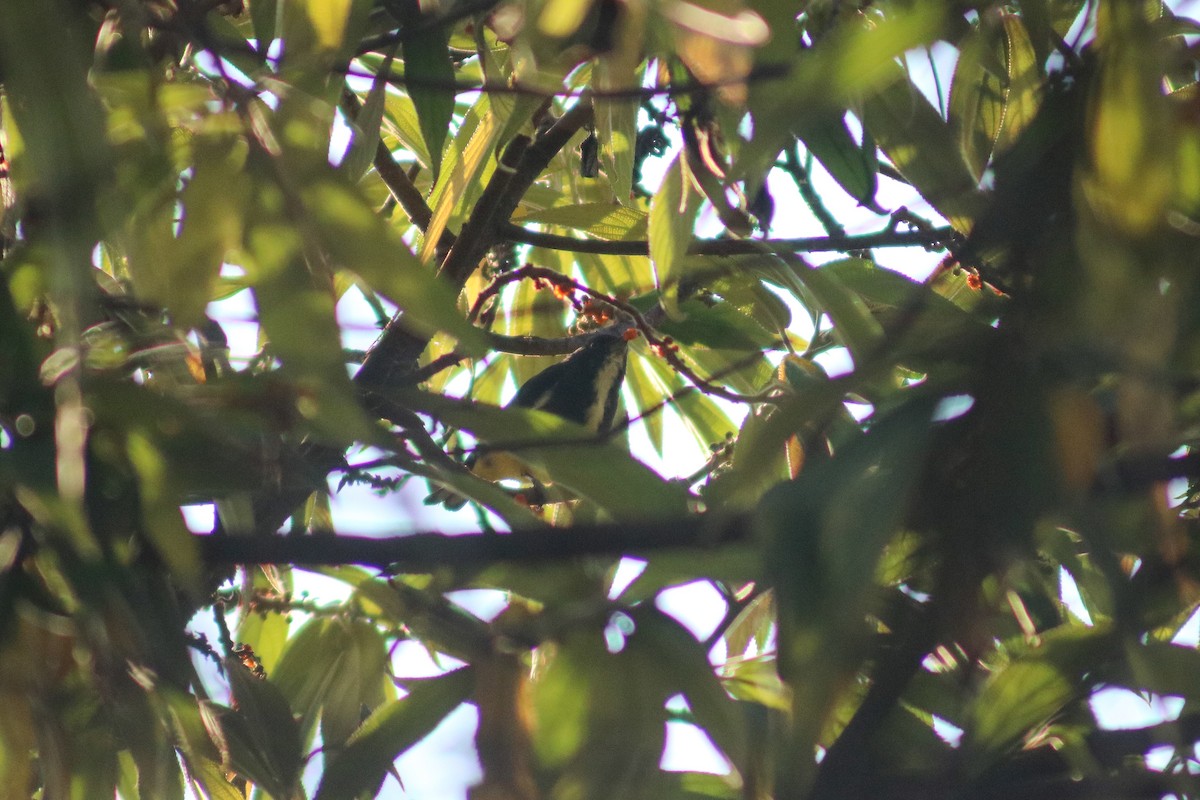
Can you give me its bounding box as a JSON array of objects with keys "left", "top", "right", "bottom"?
[{"left": 196, "top": 513, "right": 751, "bottom": 569}]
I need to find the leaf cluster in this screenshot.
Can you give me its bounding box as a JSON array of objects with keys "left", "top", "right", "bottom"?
[{"left": 3, "top": 0, "right": 1200, "bottom": 798}]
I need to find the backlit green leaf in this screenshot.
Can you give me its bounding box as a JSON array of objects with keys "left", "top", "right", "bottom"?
[
  {"left": 593, "top": 58, "right": 643, "bottom": 205},
  {"left": 515, "top": 203, "right": 648, "bottom": 241},
  {"left": 649, "top": 154, "right": 702, "bottom": 318},
  {"left": 797, "top": 114, "right": 880, "bottom": 210},
  {"left": 397, "top": 389, "right": 692, "bottom": 518},
  {"left": 316, "top": 668, "right": 474, "bottom": 800},
  {"left": 948, "top": 19, "right": 1006, "bottom": 181},
  {"left": 863, "top": 63, "right": 982, "bottom": 230},
  {"left": 993, "top": 15, "right": 1044, "bottom": 155},
  {"left": 402, "top": 30, "right": 456, "bottom": 178}
]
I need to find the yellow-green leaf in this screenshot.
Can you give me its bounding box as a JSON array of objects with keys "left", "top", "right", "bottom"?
[
  {"left": 515, "top": 203, "right": 648, "bottom": 240},
  {"left": 649, "top": 154, "right": 702, "bottom": 318}
]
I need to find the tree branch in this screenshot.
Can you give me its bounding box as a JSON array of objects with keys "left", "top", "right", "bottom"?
[
  {"left": 440, "top": 101, "right": 595, "bottom": 288},
  {"left": 340, "top": 63, "right": 790, "bottom": 100},
  {"left": 339, "top": 88, "right": 439, "bottom": 232},
  {"left": 253, "top": 101, "right": 594, "bottom": 532},
  {"left": 497, "top": 223, "right": 958, "bottom": 257},
  {"left": 196, "top": 513, "right": 751, "bottom": 569},
  {"left": 408, "top": 330, "right": 641, "bottom": 385}
]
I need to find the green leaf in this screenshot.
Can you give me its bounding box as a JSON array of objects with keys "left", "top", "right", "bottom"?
[
  {"left": 223, "top": 663, "right": 303, "bottom": 798},
  {"left": 634, "top": 345, "right": 736, "bottom": 453},
  {"left": 533, "top": 622, "right": 670, "bottom": 797},
  {"left": 768, "top": 397, "right": 934, "bottom": 625},
  {"left": 316, "top": 667, "right": 475, "bottom": 800},
  {"left": 653, "top": 298, "right": 778, "bottom": 351},
  {"left": 709, "top": 273, "right": 792, "bottom": 334},
  {"left": 122, "top": 721, "right": 184, "bottom": 800},
  {"left": 819, "top": 258, "right": 989, "bottom": 366},
  {"left": 737, "top": 3, "right": 946, "bottom": 187},
  {"left": 185, "top": 757, "right": 245, "bottom": 800},
  {"left": 680, "top": 345, "right": 775, "bottom": 396},
  {"left": 532, "top": 629, "right": 604, "bottom": 767},
  {"left": 536, "top": 0, "right": 595, "bottom": 38},
  {"left": 406, "top": 458, "right": 548, "bottom": 528},
  {"left": 418, "top": 92, "right": 538, "bottom": 263},
  {"left": 124, "top": 431, "right": 202, "bottom": 587},
  {"left": 234, "top": 606, "right": 290, "bottom": 678},
  {"left": 271, "top": 618, "right": 344, "bottom": 744},
  {"left": 322, "top": 621, "right": 389, "bottom": 748},
  {"left": 402, "top": 31, "right": 456, "bottom": 178},
  {"left": 862, "top": 63, "right": 982, "bottom": 230},
  {"left": 593, "top": 59, "right": 643, "bottom": 205},
  {"left": 966, "top": 661, "right": 1072, "bottom": 763},
  {"left": 0, "top": 698, "right": 35, "bottom": 798},
  {"left": 514, "top": 203, "right": 648, "bottom": 241},
  {"left": 300, "top": 175, "right": 487, "bottom": 355},
  {"left": 632, "top": 607, "right": 748, "bottom": 772},
  {"left": 284, "top": 0, "right": 372, "bottom": 62},
  {"left": 649, "top": 154, "right": 703, "bottom": 318},
  {"left": 796, "top": 114, "right": 881, "bottom": 211},
  {"left": 1087, "top": 25, "right": 1174, "bottom": 234},
  {"left": 343, "top": 53, "right": 393, "bottom": 182},
  {"left": 248, "top": 0, "right": 277, "bottom": 53},
  {"left": 626, "top": 354, "right": 667, "bottom": 457},
  {"left": 128, "top": 137, "right": 249, "bottom": 329},
  {"left": 397, "top": 390, "right": 692, "bottom": 519},
  {"left": 1019, "top": 0, "right": 1087, "bottom": 66},
  {"left": 721, "top": 656, "right": 791, "bottom": 711},
  {"left": 962, "top": 626, "right": 1113, "bottom": 771},
  {"left": 759, "top": 397, "right": 935, "bottom": 765},
  {"left": 382, "top": 90, "right": 433, "bottom": 168},
  {"left": 252, "top": 275, "right": 380, "bottom": 445},
  {"left": 778, "top": 256, "right": 884, "bottom": 360},
  {"left": 201, "top": 12, "right": 271, "bottom": 81},
  {"left": 948, "top": 19, "right": 1007, "bottom": 181},
  {"left": 705, "top": 404, "right": 789, "bottom": 509},
  {"left": 1121, "top": 640, "right": 1200, "bottom": 698},
  {"left": 675, "top": 389, "right": 737, "bottom": 453},
  {"left": 993, "top": 14, "right": 1044, "bottom": 155}
]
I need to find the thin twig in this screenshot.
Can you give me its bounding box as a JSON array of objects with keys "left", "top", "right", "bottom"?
[
  {"left": 339, "top": 63, "right": 790, "bottom": 100},
  {"left": 782, "top": 144, "right": 845, "bottom": 238},
  {"left": 468, "top": 264, "right": 775, "bottom": 403}
]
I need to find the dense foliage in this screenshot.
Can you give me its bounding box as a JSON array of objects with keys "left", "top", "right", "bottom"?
[{"left": 3, "top": 0, "right": 1200, "bottom": 797}]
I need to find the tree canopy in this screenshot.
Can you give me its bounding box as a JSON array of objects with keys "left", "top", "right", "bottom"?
[{"left": 3, "top": 0, "right": 1200, "bottom": 798}]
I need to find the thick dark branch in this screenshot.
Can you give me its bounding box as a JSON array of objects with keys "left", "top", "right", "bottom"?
[
  {"left": 196, "top": 514, "right": 750, "bottom": 569},
  {"left": 438, "top": 134, "right": 532, "bottom": 286},
  {"left": 440, "top": 101, "right": 595, "bottom": 288},
  {"left": 498, "top": 223, "right": 958, "bottom": 257},
  {"left": 338, "top": 89, "right": 435, "bottom": 229},
  {"left": 253, "top": 103, "right": 595, "bottom": 532}
]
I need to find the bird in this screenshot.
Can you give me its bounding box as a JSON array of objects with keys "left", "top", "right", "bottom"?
[{"left": 426, "top": 331, "right": 629, "bottom": 510}]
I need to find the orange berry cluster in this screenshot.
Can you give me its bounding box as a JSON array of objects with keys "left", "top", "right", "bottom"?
[
  {"left": 232, "top": 643, "right": 266, "bottom": 678},
  {"left": 580, "top": 298, "right": 615, "bottom": 323},
  {"left": 533, "top": 275, "right": 626, "bottom": 325},
  {"left": 650, "top": 336, "right": 680, "bottom": 357}
]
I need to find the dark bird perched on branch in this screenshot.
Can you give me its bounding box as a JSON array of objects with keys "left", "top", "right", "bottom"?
[{"left": 426, "top": 331, "right": 629, "bottom": 510}]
